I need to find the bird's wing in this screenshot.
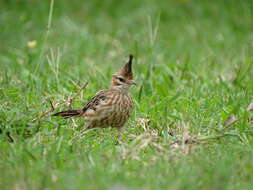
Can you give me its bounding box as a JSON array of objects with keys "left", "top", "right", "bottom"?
[
  {"left": 82, "top": 89, "right": 113, "bottom": 113},
  {"left": 81, "top": 89, "right": 117, "bottom": 121}
]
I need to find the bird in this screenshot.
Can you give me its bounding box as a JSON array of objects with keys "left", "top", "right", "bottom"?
[{"left": 53, "top": 55, "right": 136, "bottom": 131}]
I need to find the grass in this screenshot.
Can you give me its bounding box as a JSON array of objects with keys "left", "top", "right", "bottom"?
[{"left": 0, "top": 0, "right": 253, "bottom": 189}]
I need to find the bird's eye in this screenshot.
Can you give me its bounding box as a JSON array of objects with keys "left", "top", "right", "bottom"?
[{"left": 117, "top": 77, "right": 125, "bottom": 83}]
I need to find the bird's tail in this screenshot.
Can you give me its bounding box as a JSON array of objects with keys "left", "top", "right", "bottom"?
[{"left": 52, "top": 110, "right": 82, "bottom": 118}]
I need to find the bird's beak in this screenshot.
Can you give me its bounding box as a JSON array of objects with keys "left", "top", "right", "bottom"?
[{"left": 127, "top": 80, "right": 137, "bottom": 86}]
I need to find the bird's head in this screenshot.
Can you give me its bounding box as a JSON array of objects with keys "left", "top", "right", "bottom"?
[{"left": 111, "top": 55, "right": 136, "bottom": 88}]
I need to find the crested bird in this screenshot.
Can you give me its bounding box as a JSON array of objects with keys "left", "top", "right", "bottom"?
[{"left": 53, "top": 55, "right": 136, "bottom": 131}]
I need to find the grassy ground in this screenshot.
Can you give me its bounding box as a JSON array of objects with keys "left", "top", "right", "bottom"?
[{"left": 1, "top": 0, "right": 253, "bottom": 189}]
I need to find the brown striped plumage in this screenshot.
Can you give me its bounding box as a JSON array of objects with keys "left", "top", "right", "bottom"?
[{"left": 53, "top": 55, "right": 135, "bottom": 130}]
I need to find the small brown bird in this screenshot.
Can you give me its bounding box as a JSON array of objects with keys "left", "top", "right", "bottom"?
[{"left": 53, "top": 55, "right": 136, "bottom": 131}]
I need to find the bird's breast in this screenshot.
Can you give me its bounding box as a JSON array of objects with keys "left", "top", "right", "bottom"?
[{"left": 110, "top": 93, "right": 133, "bottom": 127}]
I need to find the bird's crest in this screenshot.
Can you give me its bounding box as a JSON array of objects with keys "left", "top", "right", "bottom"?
[{"left": 116, "top": 55, "right": 134, "bottom": 80}]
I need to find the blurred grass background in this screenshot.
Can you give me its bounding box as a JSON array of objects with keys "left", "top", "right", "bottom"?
[{"left": 0, "top": 0, "right": 253, "bottom": 189}]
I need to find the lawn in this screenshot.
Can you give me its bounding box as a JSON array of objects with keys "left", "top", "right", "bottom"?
[{"left": 0, "top": 0, "right": 253, "bottom": 189}]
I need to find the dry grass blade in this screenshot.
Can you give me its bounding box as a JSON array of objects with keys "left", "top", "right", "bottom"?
[
  {"left": 248, "top": 119, "right": 253, "bottom": 123},
  {"left": 67, "top": 81, "right": 88, "bottom": 109},
  {"left": 170, "top": 137, "right": 198, "bottom": 146},
  {"left": 168, "top": 122, "right": 199, "bottom": 155},
  {"left": 32, "top": 82, "right": 88, "bottom": 121},
  {"left": 34, "top": 99, "right": 58, "bottom": 120},
  {"left": 136, "top": 118, "right": 151, "bottom": 131},
  {"left": 222, "top": 114, "right": 238, "bottom": 129},
  {"left": 246, "top": 101, "right": 253, "bottom": 123},
  {"left": 170, "top": 123, "right": 198, "bottom": 147},
  {"left": 121, "top": 131, "right": 160, "bottom": 160},
  {"left": 247, "top": 101, "right": 253, "bottom": 111}
]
